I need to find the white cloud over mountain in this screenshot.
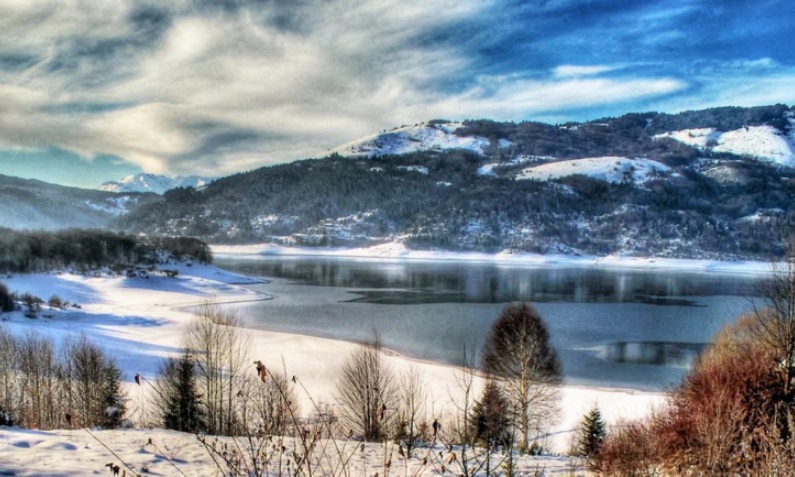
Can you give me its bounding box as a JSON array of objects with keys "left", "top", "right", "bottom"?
[{"left": 0, "top": 1, "right": 793, "bottom": 185}]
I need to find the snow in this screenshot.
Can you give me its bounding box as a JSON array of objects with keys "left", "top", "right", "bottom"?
[
  {"left": 397, "top": 165, "right": 430, "bottom": 175},
  {"left": 654, "top": 128, "right": 720, "bottom": 148},
  {"left": 515, "top": 157, "right": 673, "bottom": 185},
  {"left": 98, "top": 173, "right": 213, "bottom": 194},
  {"left": 329, "top": 123, "right": 494, "bottom": 157},
  {"left": 712, "top": 126, "right": 795, "bottom": 166},
  {"left": 0, "top": 427, "right": 592, "bottom": 476},
  {"left": 656, "top": 126, "right": 795, "bottom": 167},
  {"left": 478, "top": 155, "right": 555, "bottom": 177},
  {"left": 84, "top": 196, "right": 135, "bottom": 217}
]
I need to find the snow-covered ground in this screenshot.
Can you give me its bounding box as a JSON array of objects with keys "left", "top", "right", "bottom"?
[
  {"left": 329, "top": 123, "right": 499, "bottom": 158},
  {"left": 656, "top": 125, "right": 795, "bottom": 167},
  {"left": 0, "top": 426, "right": 593, "bottom": 477},
  {"left": 0, "top": 256, "right": 669, "bottom": 474},
  {"left": 514, "top": 157, "right": 673, "bottom": 185},
  {"left": 212, "top": 241, "right": 776, "bottom": 275}
]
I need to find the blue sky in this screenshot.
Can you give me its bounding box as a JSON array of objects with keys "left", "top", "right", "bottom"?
[{"left": 0, "top": 0, "right": 793, "bottom": 188}]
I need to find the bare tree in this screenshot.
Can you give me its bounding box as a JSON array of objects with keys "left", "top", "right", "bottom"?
[
  {"left": 60, "top": 333, "right": 106, "bottom": 427},
  {"left": 17, "top": 330, "right": 59, "bottom": 428},
  {"left": 183, "top": 302, "right": 252, "bottom": 435},
  {"left": 249, "top": 368, "right": 298, "bottom": 436},
  {"left": 752, "top": 256, "right": 795, "bottom": 396},
  {"left": 481, "top": 302, "right": 562, "bottom": 453},
  {"left": 335, "top": 334, "right": 396, "bottom": 441},
  {"left": 395, "top": 367, "right": 427, "bottom": 456},
  {"left": 0, "top": 327, "right": 17, "bottom": 425}
]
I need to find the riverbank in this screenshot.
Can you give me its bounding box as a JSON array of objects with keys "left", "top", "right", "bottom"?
[{"left": 212, "top": 242, "right": 777, "bottom": 275}]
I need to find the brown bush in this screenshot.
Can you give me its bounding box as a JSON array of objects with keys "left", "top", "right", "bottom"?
[
  {"left": 595, "top": 315, "right": 792, "bottom": 476},
  {"left": 592, "top": 420, "right": 660, "bottom": 477}
]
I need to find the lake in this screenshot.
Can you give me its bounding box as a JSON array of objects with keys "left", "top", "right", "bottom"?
[{"left": 214, "top": 255, "right": 766, "bottom": 391}]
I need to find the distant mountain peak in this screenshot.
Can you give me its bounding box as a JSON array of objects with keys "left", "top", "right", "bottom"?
[{"left": 98, "top": 173, "right": 213, "bottom": 194}]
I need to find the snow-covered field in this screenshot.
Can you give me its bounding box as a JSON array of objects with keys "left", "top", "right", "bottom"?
[
  {"left": 0, "top": 258, "right": 671, "bottom": 475},
  {"left": 514, "top": 157, "right": 672, "bottom": 185}
]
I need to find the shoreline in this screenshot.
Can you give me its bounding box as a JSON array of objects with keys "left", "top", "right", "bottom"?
[
  {"left": 211, "top": 242, "right": 778, "bottom": 275},
  {"left": 0, "top": 259, "right": 666, "bottom": 453}
]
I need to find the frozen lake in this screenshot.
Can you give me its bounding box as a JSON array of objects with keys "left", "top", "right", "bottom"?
[{"left": 214, "top": 255, "right": 765, "bottom": 390}]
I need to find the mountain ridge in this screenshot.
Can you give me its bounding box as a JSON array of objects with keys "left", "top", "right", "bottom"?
[
  {"left": 114, "top": 104, "right": 795, "bottom": 260},
  {"left": 98, "top": 173, "right": 214, "bottom": 194},
  {"left": 4, "top": 104, "right": 794, "bottom": 261}
]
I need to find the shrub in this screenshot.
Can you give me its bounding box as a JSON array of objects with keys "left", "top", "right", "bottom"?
[
  {"left": 47, "top": 294, "right": 65, "bottom": 309},
  {"left": 0, "top": 283, "right": 14, "bottom": 313},
  {"left": 595, "top": 314, "right": 792, "bottom": 476}
]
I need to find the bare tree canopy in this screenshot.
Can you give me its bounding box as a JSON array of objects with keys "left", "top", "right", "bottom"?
[
  {"left": 753, "top": 257, "right": 795, "bottom": 396},
  {"left": 335, "top": 334, "right": 396, "bottom": 441},
  {"left": 182, "top": 302, "right": 252, "bottom": 435},
  {"left": 481, "top": 302, "right": 562, "bottom": 453}
]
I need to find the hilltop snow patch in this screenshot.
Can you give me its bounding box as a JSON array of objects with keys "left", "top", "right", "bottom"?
[
  {"left": 515, "top": 157, "right": 672, "bottom": 184},
  {"left": 329, "top": 122, "right": 505, "bottom": 157},
  {"left": 656, "top": 125, "right": 795, "bottom": 167}
]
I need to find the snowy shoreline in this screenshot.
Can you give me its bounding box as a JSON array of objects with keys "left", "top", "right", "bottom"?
[
  {"left": 0, "top": 258, "right": 664, "bottom": 458},
  {"left": 212, "top": 241, "right": 778, "bottom": 275}
]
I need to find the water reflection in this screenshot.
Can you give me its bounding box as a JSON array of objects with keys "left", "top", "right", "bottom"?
[
  {"left": 215, "top": 256, "right": 765, "bottom": 390},
  {"left": 602, "top": 342, "right": 708, "bottom": 367},
  {"left": 219, "top": 256, "right": 760, "bottom": 305}
]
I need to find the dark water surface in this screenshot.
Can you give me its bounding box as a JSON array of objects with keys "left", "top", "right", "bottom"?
[{"left": 215, "top": 256, "right": 765, "bottom": 390}]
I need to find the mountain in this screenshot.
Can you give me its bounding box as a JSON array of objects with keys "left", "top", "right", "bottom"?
[
  {"left": 0, "top": 175, "right": 157, "bottom": 231},
  {"left": 98, "top": 173, "right": 213, "bottom": 194},
  {"left": 110, "top": 104, "right": 794, "bottom": 260}
]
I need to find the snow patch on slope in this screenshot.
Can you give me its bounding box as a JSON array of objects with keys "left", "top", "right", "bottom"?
[
  {"left": 515, "top": 157, "right": 672, "bottom": 184},
  {"left": 330, "top": 122, "right": 503, "bottom": 157},
  {"left": 84, "top": 196, "right": 136, "bottom": 217},
  {"left": 655, "top": 128, "right": 721, "bottom": 148},
  {"left": 98, "top": 173, "right": 213, "bottom": 194},
  {"left": 657, "top": 125, "right": 795, "bottom": 167}
]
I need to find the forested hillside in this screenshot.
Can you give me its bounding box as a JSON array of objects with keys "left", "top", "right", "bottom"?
[
  {"left": 0, "top": 174, "right": 158, "bottom": 230},
  {"left": 0, "top": 228, "right": 212, "bottom": 273},
  {"left": 114, "top": 104, "right": 795, "bottom": 260}
]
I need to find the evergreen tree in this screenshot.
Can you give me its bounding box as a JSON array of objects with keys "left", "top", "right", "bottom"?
[
  {"left": 577, "top": 406, "right": 607, "bottom": 457},
  {"left": 100, "top": 359, "right": 127, "bottom": 428},
  {"left": 159, "top": 353, "right": 205, "bottom": 433},
  {"left": 470, "top": 380, "right": 512, "bottom": 448}
]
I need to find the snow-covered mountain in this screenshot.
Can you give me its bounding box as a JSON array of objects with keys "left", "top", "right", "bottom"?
[
  {"left": 98, "top": 173, "right": 213, "bottom": 194},
  {"left": 0, "top": 174, "right": 152, "bottom": 230},
  {"left": 328, "top": 122, "right": 510, "bottom": 157}
]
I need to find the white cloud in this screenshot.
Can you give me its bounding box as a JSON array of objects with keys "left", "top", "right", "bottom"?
[
  {"left": 0, "top": 0, "right": 786, "bottom": 180},
  {"left": 552, "top": 64, "right": 619, "bottom": 78},
  {"left": 418, "top": 76, "right": 687, "bottom": 121}
]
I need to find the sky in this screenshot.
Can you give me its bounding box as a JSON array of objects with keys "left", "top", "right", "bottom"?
[{"left": 0, "top": 0, "right": 794, "bottom": 188}]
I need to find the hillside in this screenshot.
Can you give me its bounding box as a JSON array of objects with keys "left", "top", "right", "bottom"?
[
  {"left": 0, "top": 175, "right": 157, "bottom": 231},
  {"left": 113, "top": 104, "right": 795, "bottom": 260}
]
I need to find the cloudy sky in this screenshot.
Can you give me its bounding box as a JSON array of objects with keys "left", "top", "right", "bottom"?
[{"left": 1, "top": 0, "right": 794, "bottom": 187}]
